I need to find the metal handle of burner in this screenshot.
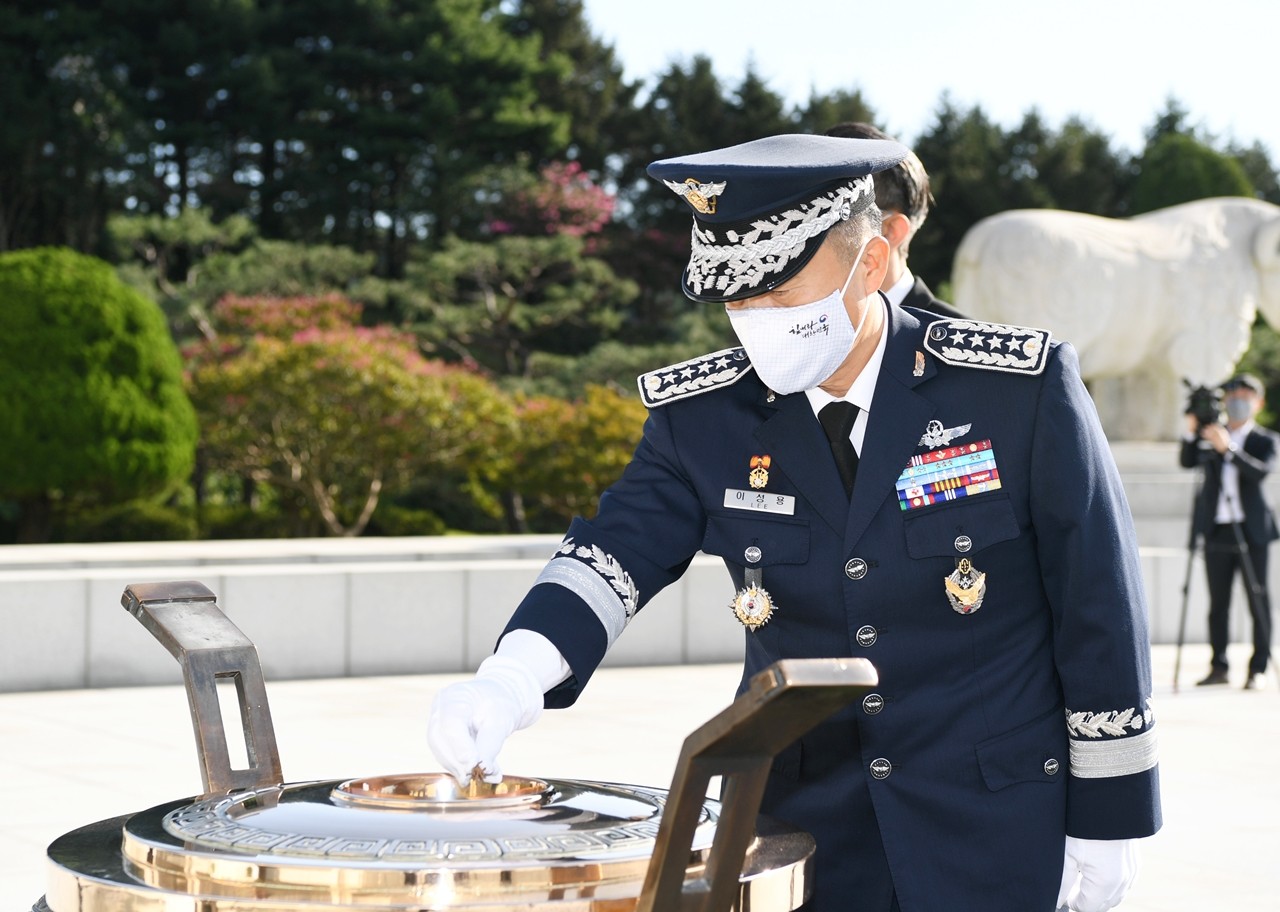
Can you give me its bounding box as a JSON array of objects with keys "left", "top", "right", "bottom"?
[
  {"left": 121, "top": 580, "right": 283, "bottom": 796},
  {"left": 636, "top": 657, "right": 879, "bottom": 912}
]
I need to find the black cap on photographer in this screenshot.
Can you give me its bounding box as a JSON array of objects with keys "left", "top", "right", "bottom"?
[{"left": 1223, "top": 374, "right": 1265, "bottom": 397}]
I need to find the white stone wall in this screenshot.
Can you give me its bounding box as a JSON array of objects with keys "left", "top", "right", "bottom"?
[
  {"left": 2, "top": 452, "right": 1273, "bottom": 695},
  {"left": 0, "top": 539, "right": 747, "bottom": 693}
]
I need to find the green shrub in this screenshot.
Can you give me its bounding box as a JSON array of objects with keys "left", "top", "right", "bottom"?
[
  {"left": 503, "top": 385, "right": 648, "bottom": 530},
  {"left": 59, "top": 500, "right": 197, "bottom": 543},
  {"left": 197, "top": 502, "right": 293, "bottom": 540},
  {"left": 365, "top": 504, "right": 448, "bottom": 537},
  {"left": 0, "top": 247, "right": 198, "bottom": 542}
]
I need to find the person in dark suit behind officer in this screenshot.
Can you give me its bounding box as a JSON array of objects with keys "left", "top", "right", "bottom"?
[
  {"left": 428, "top": 135, "right": 1160, "bottom": 912},
  {"left": 822, "top": 121, "right": 960, "bottom": 318},
  {"left": 1179, "top": 373, "right": 1278, "bottom": 690}
]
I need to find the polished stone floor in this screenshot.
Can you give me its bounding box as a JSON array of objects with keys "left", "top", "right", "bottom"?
[{"left": 2, "top": 643, "right": 1275, "bottom": 911}]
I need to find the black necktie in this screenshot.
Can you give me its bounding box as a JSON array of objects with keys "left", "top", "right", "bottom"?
[{"left": 818, "top": 401, "right": 860, "bottom": 498}]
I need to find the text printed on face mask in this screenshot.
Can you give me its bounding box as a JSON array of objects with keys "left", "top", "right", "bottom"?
[{"left": 788, "top": 314, "right": 830, "bottom": 339}]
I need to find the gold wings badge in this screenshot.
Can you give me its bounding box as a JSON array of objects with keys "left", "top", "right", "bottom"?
[{"left": 664, "top": 178, "right": 727, "bottom": 214}]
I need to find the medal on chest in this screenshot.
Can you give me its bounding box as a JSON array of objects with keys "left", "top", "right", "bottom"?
[
  {"left": 748, "top": 454, "right": 771, "bottom": 490},
  {"left": 730, "top": 551, "right": 775, "bottom": 630},
  {"left": 730, "top": 582, "right": 774, "bottom": 630},
  {"left": 944, "top": 558, "right": 987, "bottom": 614}
]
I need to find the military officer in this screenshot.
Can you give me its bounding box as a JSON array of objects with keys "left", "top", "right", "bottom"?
[{"left": 429, "top": 134, "right": 1161, "bottom": 912}]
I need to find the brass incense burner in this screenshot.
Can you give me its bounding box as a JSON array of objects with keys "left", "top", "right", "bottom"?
[{"left": 34, "top": 581, "right": 877, "bottom": 912}]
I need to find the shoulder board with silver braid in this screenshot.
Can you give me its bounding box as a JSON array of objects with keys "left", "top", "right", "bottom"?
[
  {"left": 637, "top": 346, "right": 754, "bottom": 407},
  {"left": 923, "top": 319, "right": 1053, "bottom": 376}
]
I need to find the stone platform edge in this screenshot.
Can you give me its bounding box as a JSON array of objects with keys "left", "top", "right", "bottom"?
[
  {"left": 0, "top": 544, "right": 742, "bottom": 693},
  {"left": 0, "top": 532, "right": 1258, "bottom": 693}
]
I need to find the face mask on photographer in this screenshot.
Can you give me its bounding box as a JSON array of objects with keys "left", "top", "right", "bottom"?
[{"left": 1225, "top": 397, "right": 1255, "bottom": 424}]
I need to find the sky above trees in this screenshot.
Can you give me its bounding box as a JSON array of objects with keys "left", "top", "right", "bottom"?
[{"left": 580, "top": 0, "right": 1279, "bottom": 159}]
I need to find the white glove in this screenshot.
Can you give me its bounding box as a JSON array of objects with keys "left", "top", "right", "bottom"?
[
  {"left": 1056, "top": 836, "right": 1139, "bottom": 912},
  {"left": 427, "top": 630, "right": 570, "bottom": 785}
]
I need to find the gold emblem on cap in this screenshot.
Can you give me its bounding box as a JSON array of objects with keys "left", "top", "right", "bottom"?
[
  {"left": 944, "top": 558, "right": 987, "bottom": 614},
  {"left": 666, "top": 177, "right": 726, "bottom": 214},
  {"left": 730, "top": 584, "right": 775, "bottom": 630}
]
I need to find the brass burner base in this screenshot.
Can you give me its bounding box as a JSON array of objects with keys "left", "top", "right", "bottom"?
[{"left": 42, "top": 786, "right": 813, "bottom": 911}]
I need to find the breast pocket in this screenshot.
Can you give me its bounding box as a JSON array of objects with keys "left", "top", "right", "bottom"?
[
  {"left": 902, "top": 496, "right": 1020, "bottom": 559},
  {"left": 702, "top": 510, "right": 810, "bottom": 567}
]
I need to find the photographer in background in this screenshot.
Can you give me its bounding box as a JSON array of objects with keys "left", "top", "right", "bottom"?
[{"left": 1180, "top": 374, "right": 1278, "bottom": 689}]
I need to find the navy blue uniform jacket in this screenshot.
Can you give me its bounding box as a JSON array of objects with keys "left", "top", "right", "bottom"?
[{"left": 505, "top": 301, "right": 1162, "bottom": 912}]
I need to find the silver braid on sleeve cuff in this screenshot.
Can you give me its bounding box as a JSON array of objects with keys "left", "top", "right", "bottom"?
[
  {"left": 1069, "top": 727, "right": 1159, "bottom": 779},
  {"left": 535, "top": 557, "right": 630, "bottom": 648}
]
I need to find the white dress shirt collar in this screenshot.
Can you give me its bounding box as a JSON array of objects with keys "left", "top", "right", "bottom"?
[
  {"left": 883, "top": 270, "right": 915, "bottom": 308},
  {"left": 803, "top": 295, "right": 889, "bottom": 455}
]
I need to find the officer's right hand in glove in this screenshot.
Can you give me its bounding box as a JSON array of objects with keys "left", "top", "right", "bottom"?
[
  {"left": 427, "top": 654, "right": 544, "bottom": 785},
  {"left": 428, "top": 630, "right": 571, "bottom": 786}
]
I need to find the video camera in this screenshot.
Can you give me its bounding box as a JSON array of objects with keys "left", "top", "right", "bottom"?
[{"left": 1182, "top": 379, "right": 1224, "bottom": 429}]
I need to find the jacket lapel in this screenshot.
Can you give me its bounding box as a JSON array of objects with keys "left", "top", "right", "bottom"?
[
  {"left": 750, "top": 302, "right": 945, "bottom": 541},
  {"left": 755, "top": 392, "right": 850, "bottom": 536},
  {"left": 845, "top": 303, "right": 938, "bottom": 547}
]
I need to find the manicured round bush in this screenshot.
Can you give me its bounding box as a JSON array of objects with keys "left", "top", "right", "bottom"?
[{"left": 0, "top": 247, "right": 197, "bottom": 539}]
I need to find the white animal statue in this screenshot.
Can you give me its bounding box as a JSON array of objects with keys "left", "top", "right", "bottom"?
[{"left": 952, "top": 197, "right": 1280, "bottom": 440}]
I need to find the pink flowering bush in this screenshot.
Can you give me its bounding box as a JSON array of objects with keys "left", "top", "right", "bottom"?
[
  {"left": 187, "top": 293, "right": 513, "bottom": 535},
  {"left": 213, "top": 293, "right": 362, "bottom": 338},
  {"left": 487, "top": 161, "right": 615, "bottom": 238}
]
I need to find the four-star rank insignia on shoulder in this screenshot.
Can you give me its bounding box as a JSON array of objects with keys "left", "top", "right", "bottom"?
[
  {"left": 637, "top": 346, "right": 754, "bottom": 407},
  {"left": 923, "top": 319, "right": 1052, "bottom": 376}
]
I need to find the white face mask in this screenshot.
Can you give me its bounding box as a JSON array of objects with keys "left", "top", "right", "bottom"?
[
  {"left": 727, "top": 240, "right": 874, "bottom": 394},
  {"left": 1225, "top": 397, "right": 1254, "bottom": 423}
]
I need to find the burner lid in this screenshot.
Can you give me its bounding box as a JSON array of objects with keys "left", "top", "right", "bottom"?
[
  {"left": 142, "top": 774, "right": 711, "bottom": 871},
  {"left": 43, "top": 774, "right": 813, "bottom": 910}
]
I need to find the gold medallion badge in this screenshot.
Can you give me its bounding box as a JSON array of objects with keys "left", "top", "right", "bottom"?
[
  {"left": 944, "top": 558, "right": 986, "bottom": 614},
  {"left": 731, "top": 584, "right": 775, "bottom": 630},
  {"left": 748, "top": 454, "right": 771, "bottom": 489}
]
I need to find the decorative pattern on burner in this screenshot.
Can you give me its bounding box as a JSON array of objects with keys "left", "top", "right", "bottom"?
[{"left": 162, "top": 787, "right": 708, "bottom": 862}]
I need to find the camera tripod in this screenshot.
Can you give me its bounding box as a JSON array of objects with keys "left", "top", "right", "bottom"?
[{"left": 1173, "top": 441, "right": 1270, "bottom": 691}]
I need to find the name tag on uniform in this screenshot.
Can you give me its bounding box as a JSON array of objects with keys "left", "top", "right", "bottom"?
[{"left": 723, "top": 489, "right": 796, "bottom": 515}]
